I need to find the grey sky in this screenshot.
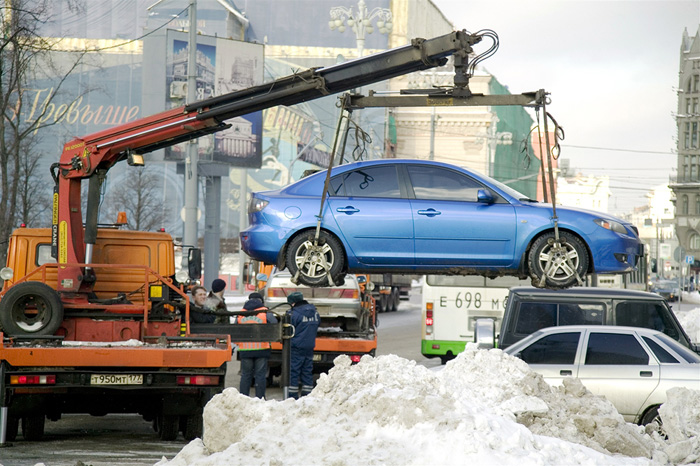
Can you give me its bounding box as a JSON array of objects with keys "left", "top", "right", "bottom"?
[{"left": 433, "top": 0, "right": 699, "bottom": 215}]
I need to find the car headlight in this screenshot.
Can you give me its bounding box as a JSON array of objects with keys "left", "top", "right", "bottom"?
[
  {"left": 248, "top": 197, "right": 269, "bottom": 214},
  {"left": 594, "top": 218, "right": 628, "bottom": 234}
]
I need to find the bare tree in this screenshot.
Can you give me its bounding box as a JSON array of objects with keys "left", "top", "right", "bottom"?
[
  {"left": 102, "top": 167, "right": 170, "bottom": 231},
  {"left": 0, "top": 0, "right": 88, "bottom": 262}
]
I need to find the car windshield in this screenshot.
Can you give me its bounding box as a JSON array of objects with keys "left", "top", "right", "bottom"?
[
  {"left": 655, "top": 333, "right": 700, "bottom": 363},
  {"left": 478, "top": 172, "right": 534, "bottom": 202},
  {"left": 656, "top": 280, "right": 678, "bottom": 288}
]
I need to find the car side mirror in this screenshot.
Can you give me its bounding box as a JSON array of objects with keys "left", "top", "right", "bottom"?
[
  {"left": 477, "top": 189, "right": 494, "bottom": 204},
  {"left": 188, "top": 248, "right": 202, "bottom": 280},
  {"left": 474, "top": 318, "right": 496, "bottom": 349}
]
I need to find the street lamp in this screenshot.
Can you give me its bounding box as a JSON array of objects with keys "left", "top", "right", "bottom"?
[{"left": 329, "top": 0, "right": 393, "bottom": 57}]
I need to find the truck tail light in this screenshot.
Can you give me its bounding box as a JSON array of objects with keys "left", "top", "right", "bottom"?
[
  {"left": 176, "top": 375, "right": 219, "bottom": 386},
  {"left": 350, "top": 355, "right": 362, "bottom": 363},
  {"left": 10, "top": 375, "right": 56, "bottom": 385}
]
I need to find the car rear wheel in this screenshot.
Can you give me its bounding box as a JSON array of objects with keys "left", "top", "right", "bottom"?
[
  {"left": 640, "top": 405, "right": 665, "bottom": 437},
  {"left": 528, "top": 231, "right": 588, "bottom": 289},
  {"left": 286, "top": 231, "right": 345, "bottom": 287}
]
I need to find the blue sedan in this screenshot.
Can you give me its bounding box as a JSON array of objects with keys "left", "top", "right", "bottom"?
[{"left": 240, "top": 160, "right": 643, "bottom": 288}]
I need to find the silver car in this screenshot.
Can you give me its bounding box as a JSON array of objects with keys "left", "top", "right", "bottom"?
[
  {"left": 264, "top": 271, "right": 364, "bottom": 331},
  {"left": 504, "top": 325, "right": 700, "bottom": 426}
]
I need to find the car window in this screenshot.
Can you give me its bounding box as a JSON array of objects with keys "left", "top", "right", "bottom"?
[
  {"left": 406, "top": 165, "right": 488, "bottom": 202},
  {"left": 614, "top": 301, "right": 679, "bottom": 340},
  {"left": 655, "top": 333, "right": 700, "bottom": 363},
  {"left": 329, "top": 166, "right": 401, "bottom": 198},
  {"left": 642, "top": 336, "right": 680, "bottom": 363},
  {"left": 558, "top": 303, "right": 605, "bottom": 325},
  {"left": 584, "top": 333, "right": 649, "bottom": 365},
  {"left": 515, "top": 302, "right": 557, "bottom": 335},
  {"left": 518, "top": 332, "right": 580, "bottom": 364}
]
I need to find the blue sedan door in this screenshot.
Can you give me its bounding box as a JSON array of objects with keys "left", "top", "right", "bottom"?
[
  {"left": 406, "top": 165, "right": 517, "bottom": 266},
  {"left": 327, "top": 165, "right": 414, "bottom": 266}
]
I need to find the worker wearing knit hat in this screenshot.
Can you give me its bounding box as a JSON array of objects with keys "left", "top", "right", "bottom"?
[
  {"left": 211, "top": 278, "right": 227, "bottom": 293},
  {"left": 287, "top": 291, "right": 304, "bottom": 305},
  {"left": 204, "top": 279, "right": 228, "bottom": 324}
]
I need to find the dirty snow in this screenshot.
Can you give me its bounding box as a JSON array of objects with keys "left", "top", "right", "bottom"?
[{"left": 156, "top": 345, "right": 700, "bottom": 466}]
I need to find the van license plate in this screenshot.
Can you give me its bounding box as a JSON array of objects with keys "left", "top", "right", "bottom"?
[{"left": 91, "top": 374, "right": 143, "bottom": 385}]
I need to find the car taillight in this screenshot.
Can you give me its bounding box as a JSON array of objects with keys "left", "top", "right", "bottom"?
[
  {"left": 340, "top": 289, "right": 358, "bottom": 299},
  {"left": 176, "top": 375, "right": 219, "bottom": 386},
  {"left": 248, "top": 197, "right": 269, "bottom": 214},
  {"left": 10, "top": 375, "right": 56, "bottom": 385}
]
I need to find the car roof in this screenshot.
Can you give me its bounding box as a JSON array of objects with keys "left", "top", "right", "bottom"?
[{"left": 508, "top": 286, "right": 664, "bottom": 300}]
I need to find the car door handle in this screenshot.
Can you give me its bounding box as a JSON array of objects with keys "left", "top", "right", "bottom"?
[
  {"left": 336, "top": 206, "right": 359, "bottom": 214},
  {"left": 639, "top": 371, "right": 653, "bottom": 377},
  {"left": 417, "top": 209, "right": 441, "bottom": 217},
  {"left": 560, "top": 370, "right": 572, "bottom": 376}
]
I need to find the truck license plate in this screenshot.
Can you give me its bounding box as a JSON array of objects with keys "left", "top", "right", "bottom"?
[
  {"left": 90, "top": 374, "right": 143, "bottom": 385},
  {"left": 312, "top": 354, "right": 321, "bottom": 362}
]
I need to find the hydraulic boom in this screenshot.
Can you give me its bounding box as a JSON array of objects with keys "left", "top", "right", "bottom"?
[{"left": 49, "top": 30, "right": 485, "bottom": 297}]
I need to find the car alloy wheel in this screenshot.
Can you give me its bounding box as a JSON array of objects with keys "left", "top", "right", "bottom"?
[
  {"left": 528, "top": 231, "right": 588, "bottom": 289},
  {"left": 286, "top": 231, "right": 345, "bottom": 287}
]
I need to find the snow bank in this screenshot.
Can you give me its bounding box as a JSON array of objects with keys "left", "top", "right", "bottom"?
[
  {"left": 676, "top": 306, "right": 700, "bottom": 343},
  {"left": 156, "top": 346, "right": 700, "bottom": 465}
]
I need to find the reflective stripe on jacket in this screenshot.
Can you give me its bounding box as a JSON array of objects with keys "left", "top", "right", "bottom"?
[{"left": 236, "top": 308, "right": 270, "bottom": 350}]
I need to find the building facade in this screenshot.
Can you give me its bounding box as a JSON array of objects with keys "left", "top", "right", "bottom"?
[{"left": 670, "top": 27, "right": 700, "bottom": 271}]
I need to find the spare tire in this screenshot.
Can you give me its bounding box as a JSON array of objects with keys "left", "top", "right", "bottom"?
[{"left": 0, "top": 282, "right": 63, "bottom": 336}]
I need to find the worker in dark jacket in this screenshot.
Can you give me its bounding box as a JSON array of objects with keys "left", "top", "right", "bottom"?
[
  {"left": 286, "top": 291, "right": 320, "bottom": 399},
  {"left": 189, "top": 285, "right": 216, "bottom": 323},
  {"left": 235, "top": 293, "right": 278, "bottom": 399}
]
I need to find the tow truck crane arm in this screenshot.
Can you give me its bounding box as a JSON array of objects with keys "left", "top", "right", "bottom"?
[{"left": 50, "top": 30, "right": 484, "bottom": 295}]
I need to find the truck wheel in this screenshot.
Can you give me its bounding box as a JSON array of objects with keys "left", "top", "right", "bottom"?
[
  {"left": 158, "top": 414, "right": 179, "bottom": 441},
  {"left": 5, "top": 415, "right": 19, "bottom": 442},
  {"left": 286, "top": 231, "right": 345, "bottom": 287},
  {"left": 390, "top": 288, "right": 400, "bottom": 312},
  {"left": 181, "top": 414, "right": 203, "bottom": 441},
  {"left": 528, "top": 231, "right": 588, "bottom": 289},
  {"left": 21, "top": 414, "right": 45, "bottom": 441},
  {"left": 378, "top": 294, "right": 389, "bottom": 313},
  {"left": 0, "top": 282, "right": 63, "bottom": 336}
]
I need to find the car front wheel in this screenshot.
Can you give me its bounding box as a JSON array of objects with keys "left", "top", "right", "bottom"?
[
  {"left": 286, "top": 231, "right": 345, "bottom": 287},
  {"left": 528, "top": 231, "right": 588, "bottom": 289}
]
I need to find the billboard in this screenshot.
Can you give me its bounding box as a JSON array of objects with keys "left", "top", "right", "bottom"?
[{"left": 147, "top": 30, "right": 264, "bottom": 168}]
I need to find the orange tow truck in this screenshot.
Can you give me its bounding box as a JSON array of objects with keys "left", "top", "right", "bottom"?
[{"left": 0, "top": 30, "right": 485, "bottom": 443}]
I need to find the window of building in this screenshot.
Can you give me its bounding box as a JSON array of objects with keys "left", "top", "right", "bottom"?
[
  {"left": 694, "top": 98, "right": 699, "bottom": 113},
  {"left": 694, "top": 74, "right": 700, "bottom": 92},
  {"left": 685, "top": 123, "right": 691, "bottom": 149},
  {"left": 691, "top": 233, "right": 700, "bottom": 250},
  {"left": 688, "top": 77, "right": 694, "bottom": 93},
  {"left": 692, "top": 164, "right": 698, "bottom": 180},
  {"left": 696, "top": 196, "right": 700, "bottom": 215},
  {"left": 683, "top": 195, "right": 689, "bottom": 215},
  {"left": 688, "top": 98, "right": 692, "bottom": 114},
  {"left": 692, "top": 122, "right": 698, "bottom": 148}
]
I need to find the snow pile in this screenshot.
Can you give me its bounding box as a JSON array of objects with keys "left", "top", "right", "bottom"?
[
  {"left": 659, "top": 388, "right": 700, "bottom": 464},
  {"left": 676, "top": 307, "right": 700, "bottom": 343},
  {"left": 156, "top": 346, "right": 700, "bottom": 465},
  {"left": 681, "top": 291, "right": 700, "bottom": 305}
]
